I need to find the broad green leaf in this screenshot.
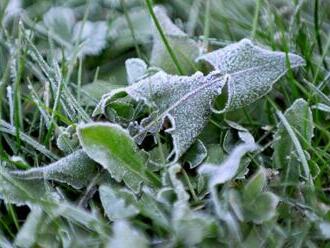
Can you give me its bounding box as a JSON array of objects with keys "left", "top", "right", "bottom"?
[
  {"left": 99, "top": 184, "right": 139, "bottom": 220},
  {"left": 273, "top": 99, "right": 314, "bottom": 175},
  {"left": 77, "top": 122, "right": 160, "bottom": 192},
  {"left": 199, "top": 135, "right": 258, "bottom": 186},
  {"left": 197, "top": 38, "right": 305, "bottom": 113},
  {"left": 0, "top": 166, "right": 53, "bottom": 206},
  {"left": 107, "top": 221, "right": 148, "bottom": 248},
  {"left": 150, "top": 6, "right": 200, "bottom": 74},
  {"left": 243, "top": 168, "right": 267, "bottom": 202},
  {"left": 15, "top": 206, "right": 44, "bottom": 248},
  {"left": 11, "top": 150, "right": 98, "bottom": 189},
  {"left": 244, "top": 192, "right": 279, "bottom": 224}
]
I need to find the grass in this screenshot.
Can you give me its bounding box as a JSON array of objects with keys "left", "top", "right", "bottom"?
[{"left": 0, "top": 0, "right": 330, "bottom": 247}]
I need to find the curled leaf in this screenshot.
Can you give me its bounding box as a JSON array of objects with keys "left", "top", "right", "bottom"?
[
  {"left": 96, "top": 70, "right": 226, "bottom": 162},
  {"left": 199, "top": 134, "right": 258, "bottom": 186},
  {"left": 197, "top": 38, "right": 305, "bottom": 113}
]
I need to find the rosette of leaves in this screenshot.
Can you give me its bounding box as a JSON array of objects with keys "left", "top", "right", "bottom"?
[{"left": 95, "top": 38, "right": 305, "bottom": 165}]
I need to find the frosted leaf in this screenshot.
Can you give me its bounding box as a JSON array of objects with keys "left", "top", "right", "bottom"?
[
  {"left": 11, "top": 150, "right": 98, "bottom": 189},
  {"left": 78, "top": 122, "right": 160, "bottom": 193},
  {"left": 150, "top": 6, "right": 200, "bottom": 73},
  {"left": 3, "top": 0, "right": 21, "bottom": 25},
  {"left": 73, "top": 21, "right": 108, "bottom": 56},
  {"left": 109, "top": 7, "right": 152, "bottom": 48},
  {"left": 319, "top": 222, "right": 330, "bottom": 239},
  {"left": 197, "top": 38, "right": 305, "bottom": 112},
  {"left": 0, "top": 166, "right": 53, "bottom": 207},
  {"left": 169, "top": 164, "right": 216, "bottom": 246},
  {"left": 56, "top": 125, "right": 80, "bottom": 154},
  {"left": 99, "top": 184, "right": 139, "bottom": 220},
  {"left": 107, "top": 221, "right": 148, "bottom": 248},
  {"left": 43, "top": 7, "right": 75, "bottom": 42},
  {"left": 125, "top": 58, "right": 148, "bottom": 85},
  {"left": 168, "top": 164, "right": 189, "bottom": 203},
  {"left": 15, "top": 206, "right": 43, "bottom": 247},
  {"left": 199, "top": 135, "right": 258, "bottom": 186},
  {"left": 96, "top": 70, "right": 226, "bottom": 162},
  {"left": 273, "top": 98, "right": 313, "bottom": 170},
  {"left": 181, "top": 139, "right": 207, "bottom": 168}
]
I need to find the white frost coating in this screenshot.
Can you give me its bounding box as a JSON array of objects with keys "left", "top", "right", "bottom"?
[
  {"left": 0, "top": 166, "right": 52, "bottom": 207},
  {"left": 4, "top": 0, "right": 21, "bottom": 24},
  {"left": 73, "top": 21, "right": 108, "bottom": 56},
  {"left": 108, "top": 221, "right": 148, "bottom": 248},
  {"left": 11, "top": 150, "right": 98, "bottom": 189},
  {"left": 96, "top": 70, "right": 226, "bottom": 163},
  {"left": 43, "top": 7, "right": 75, "bottom": 41},
  {"left": 14, "top": 206, "right": 43, "bottom": 247},
  {"left": 99, "top": 184, "right": 139, "bottom": 220},
  {"left": 197, "top": 38, "right": 305, "bottom": 113},
  {"left": 199, "top": 138, "right": 259, "bottom": 186},
  {"left": 150, "top": 6, "right": 200, "bottom": 73},
  {"left": 125, "top": 58, "right": 148, "bottom": 85}
]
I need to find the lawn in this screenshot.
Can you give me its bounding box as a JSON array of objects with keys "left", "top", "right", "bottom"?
[{"left": 0, "top": 0, "right": 330, "bottom": 247}]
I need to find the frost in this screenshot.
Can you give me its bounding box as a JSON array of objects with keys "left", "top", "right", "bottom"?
[
  {"left": 125, "top": 58, "right": 148, "bottom": 85},
  {"left": 43, "top": 7, "right": 75, "bottom": 42},
  {"left": 197, "top": 38, "right": 305, "bottom": 113},
  {"left": 73, "top": 21, "right": 108, "bottom": 56},
  {"left": 43, "top": 7, "right": 108, "bottom": 57},
  {"left": 56, "top": 125, "right": 80, "bottom": 154},
  {"left": 15, "top": 206, "right": 43, "bottom": 247},
  {"left": 199, "top": 133, "right": 258, "bottom": 186},
  {"left": 107, "top": 221, "right": 148, "bottom": 248},
  {"left": 0, "top": 166, "right": 53, "bottom": 206},
  {"left": 169, "top": 164, "right": 216, "bottom": 246},
  {"left": 150, "top": 6, "right": 200, "bottom": 73},
  {"left": 11, "top": 150, "right": 98, "bottom": 189},
  {"left": 99, "top": 184, "right": 139, "bottom": 220},
  {"left": 3, "top": 0, "right": 21, "bottom": 25}
]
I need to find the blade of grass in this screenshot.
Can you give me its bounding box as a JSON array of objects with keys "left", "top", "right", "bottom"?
[{"left": 145, "top": 0, "right": 184, "bottom": 75}]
